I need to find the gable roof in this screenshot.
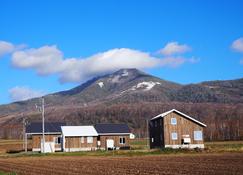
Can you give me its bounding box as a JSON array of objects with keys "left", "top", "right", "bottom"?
[
  {"left": 26, "top": 122, "right": 65, "bottom": 134},
  {"left": 150, "top": 109, "right": 207, "bottom": 127},
  {"left": 94, "top": 123, "right": 130, "bottom": 135},
  {"left": 61, "top": 126, "right": 98, "bottom": 137}
]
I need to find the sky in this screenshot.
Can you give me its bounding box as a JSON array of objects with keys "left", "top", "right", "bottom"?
[{"left": 0, "top": 0, "right": 243, "bottom": 104}]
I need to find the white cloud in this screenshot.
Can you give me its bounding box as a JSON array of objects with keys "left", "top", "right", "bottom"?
[
  {"left": 11, "top": 45, "right": 197, "bottom": 83},
  {"left": 8, "top": 86, "right": 45, "bottom": 102},
  {"left": 159, "top": 57, "right": 198, "bottom": 68},
  {"left": 231, "top": 37, "right": 243, "bottom": 52},
  {"left": 159, "top": 41, "right": 191, "bottom": 55},
  {"left": 0, "top": 41, "right": 15, "bottom": 56},
  {"left": 59, "top": 48, "right": 161, "bottom": 83},
  {"left": 0, "top": 41, "right": 27, "bottom": 57},
  {"left": 12, "top": 45, "right": 63, "bottom": 75},
  {"left": 240, "top": 58, "right": 243, "bottom": 65}
]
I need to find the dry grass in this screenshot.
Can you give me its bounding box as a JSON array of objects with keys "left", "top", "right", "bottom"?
[{"left": 0, "top": 140, "right": 23, "bottom": 154}]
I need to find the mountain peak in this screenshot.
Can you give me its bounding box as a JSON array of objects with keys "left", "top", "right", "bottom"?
[{"left": 112, "top": 68, "right": 147, "bottom": 77}]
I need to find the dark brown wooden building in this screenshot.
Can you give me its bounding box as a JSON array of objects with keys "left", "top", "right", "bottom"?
[
  {"left": 25, "top": 122, "right": 64, "bottom": 152},
  {"left": 149, "top": 109, "right": 206, "bottom": 149},
  {"left": 94, "top": 124, "right": 131, "bottom": 150}
]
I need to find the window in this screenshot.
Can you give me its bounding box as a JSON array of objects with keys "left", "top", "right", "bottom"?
[
  {"left": 80, "top": 136, "right": 84, "bottom": 143},
  {"left": 119, "top": 137, "right": 125, "bottom": 144},
  {"left": 87, "top": 136, "right": 93, "bottom": 143},
  {"left": 194, "top": 131, "right": 203, "bottom": 141},
  {"left": 55, "top": 136, "right": 61, "bottom": 144},
  {"left": 171, "top": 118, "right": 177, "bottom": 125},
  {"left": 171, "top": 132, "right": 178, "bottom": 140},
  {"left": 151, "top": 138, "right": 154, "bottom": 143}
]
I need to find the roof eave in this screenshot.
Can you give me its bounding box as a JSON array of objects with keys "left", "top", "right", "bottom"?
[{"left": 150, "top": 109, "right": 207, "bottom": 127}]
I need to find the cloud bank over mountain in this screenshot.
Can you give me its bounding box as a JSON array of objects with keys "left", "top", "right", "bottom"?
[{"left": 9, "top": 42, "right": 197, "bottom": 83}]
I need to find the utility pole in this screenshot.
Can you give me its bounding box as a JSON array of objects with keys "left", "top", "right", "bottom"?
[
  {"left": 22, "top": 115, "right": 28, "bottom": 152},
  {"left": 42, "top": 97, "right": 45, "bottom": 153},
  {"left": 146, "top": 119, "right": 149, "bottom": 149},
  {"left": 22, "top": 114, "right": 25, "bottom": 150}
]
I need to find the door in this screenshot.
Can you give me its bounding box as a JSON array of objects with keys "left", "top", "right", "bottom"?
[
  {"left": 41, "top": 139, "right": 55, "bottom": 153},
  {"left": 106, "top": 139, "right": 114, "bottom": 149}
]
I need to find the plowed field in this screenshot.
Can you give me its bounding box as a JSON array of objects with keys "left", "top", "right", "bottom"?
[{"left": 0, "top": 153, "right": 242, "bottom": 175}]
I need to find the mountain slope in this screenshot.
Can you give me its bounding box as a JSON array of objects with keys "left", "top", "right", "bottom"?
[
  {"left": 45, "top": 68, "right": 182, "bottom": 105},
  {"left": 0, "top": 68, "right": 243, "bottom": 140},
  {"left": 0, "top": 68, "right": 242, "bottom": 117}
]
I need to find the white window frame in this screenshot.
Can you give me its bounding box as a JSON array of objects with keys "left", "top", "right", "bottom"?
[
  {"left": 87, "top": 136, "right": 93, "bottom": 143},
  {"left": 194, "top": 131, "right": 203, "bottom": 141},
  {"left": 171, "top": 118, "right": 177, "bottom": 125},
  {"left": 171, "top": 132, "right": 178, "bottom": 140},
  {"left": 119, "top": 137, "right": 125, "bottom": 144},
  {"left": 55, "top": 136, "right": 61, "bottom": 144},
  {"left": 80, "top": 136, "right": 85, "bottom": 143}
]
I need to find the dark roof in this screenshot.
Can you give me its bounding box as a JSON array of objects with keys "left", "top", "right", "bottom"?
[
  {"left": 94, "top": 123, "right": 130, "bottom": 134},
  {"left": 26, "top": 122, "right": 65, "bottom": 133}
]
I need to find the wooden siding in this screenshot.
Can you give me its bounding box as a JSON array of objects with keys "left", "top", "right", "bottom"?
[
  {"left": 65, "top": 136, "right": 97, "bottom": 149},
  {"left": 163, "top": 112, "right": 204, "bottom": 145},
  {"left": 99, "top": 135, "right": 130, "bottom": 149},
  {"left": 32, "top": 134, "right": 61, "bottom": 149},
  {"left": 150, "top": 111, "right": 204, "bottom": 148}
]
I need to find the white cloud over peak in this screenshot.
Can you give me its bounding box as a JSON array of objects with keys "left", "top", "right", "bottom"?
[
  {"left": 11, "top": 43, "right": 198, "bottom": 83},
  {"left": 159, "top": 42, "right": 191, "bottom": 55},
  {"left": 8, "top": 86, "right": 45, "bottom": 102},
  {"left": 231, "top": 37, "right": 243, "bottom": 52},
  {"left": 59, "top": 48, "right": 161, "bottom": 83}
]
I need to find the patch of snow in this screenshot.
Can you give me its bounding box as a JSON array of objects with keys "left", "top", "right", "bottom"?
[
  {"left": 97, "top": 82, "right": 104, "bottom": 88},
  {"left": 121, "top": 70, "right": 129, "bottom": 76},
  {"left": 111, "top": 75, "right": 120, "bottom": 83},
  {"left": 108, "top": 70, "right": 129, "bottom": 83},
  {"left": 204, "top": 85, "right": 218, "bottom": 89},
  {"left": 132, "top": 81, "right": 161, "bottom": 91}
]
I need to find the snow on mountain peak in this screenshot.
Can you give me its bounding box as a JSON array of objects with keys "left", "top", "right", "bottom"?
[
  {"left": 121, "top": 70, "right": 129, "bottom": 76},
  {"left": 97, "top": 82, "right": 104, "bottom": 88},
  {"left": 132, "top": 81, "right": 161, "bottom": 91}
]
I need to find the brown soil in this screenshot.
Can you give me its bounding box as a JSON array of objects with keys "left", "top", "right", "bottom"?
[{"left": 0, "top": 153, "right": 242, "bottom": 175}]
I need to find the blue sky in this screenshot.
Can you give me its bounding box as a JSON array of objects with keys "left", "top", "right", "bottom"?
[{"left": 0, "top": 0, "right": 243, "bottom": 104}]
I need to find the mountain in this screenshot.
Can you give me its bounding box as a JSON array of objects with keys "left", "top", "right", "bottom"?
[
  {"left": 0, "top": 68, "right": 181, "bottom": 116},
  {"left": 0, "top": 68, "right": 243, "bottom": 140},
  {"left": 47, "top": 68, "right": 243, "bottom": 104}
]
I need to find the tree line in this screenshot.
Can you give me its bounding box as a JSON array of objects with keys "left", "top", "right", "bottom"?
[{"left": 1, "top": 102, "right": 242, "bottom": 141}]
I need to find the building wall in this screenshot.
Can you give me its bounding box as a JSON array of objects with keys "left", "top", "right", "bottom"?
[
  {"left": 149, "top": 118, "right": 164, "bottom": 148},
  {"left": 99, "top": 135, "right": 130, "bottom": 149},
  {"left": 32, "top": 134, "right": 62, "bottom": 150},
  {"left": 64, "top": 136, "right": 97, "bottom": 150},
  {"left": 163, "top": 112, "right": 204, "bottom": 146},
  {"left": 150, "top": 111, "right": 204, "bottom": 148}
]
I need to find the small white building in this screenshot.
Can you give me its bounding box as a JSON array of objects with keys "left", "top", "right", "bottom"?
[{"left": 61, "top": 126, "right": 98, "bottom": 152}]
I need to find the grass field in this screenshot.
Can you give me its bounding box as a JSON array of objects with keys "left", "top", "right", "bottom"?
[
  {"left": 0, "top": 139, "right": 243, "bottom": 174},
  {"left": 0, "top": 172, "right": 16, "bottom": 175}
]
